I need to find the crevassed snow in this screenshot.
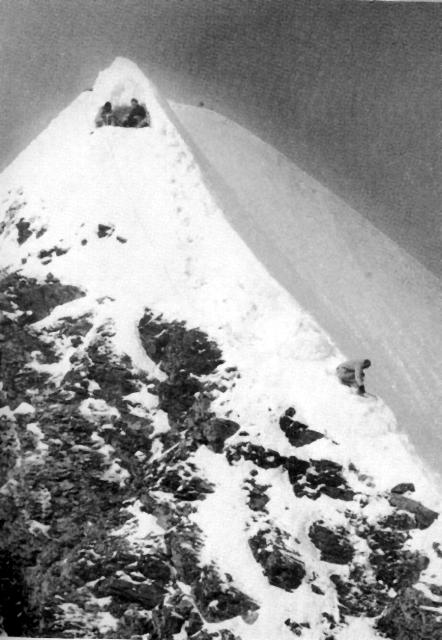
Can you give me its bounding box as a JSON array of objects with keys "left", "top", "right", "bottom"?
[{"left": 0, "top": 57, "right": 440, "bottom": 640}]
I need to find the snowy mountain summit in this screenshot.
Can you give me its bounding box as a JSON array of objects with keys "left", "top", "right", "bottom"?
[{"left": 0, "top": 58, "right": 441, "bottom": 640}]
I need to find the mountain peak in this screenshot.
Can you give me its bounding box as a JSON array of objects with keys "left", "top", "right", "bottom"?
[
  {"left": 0, "top": 61, "right": 441, "bottom": 640},
  {"left": 93, "top": 57, "right": 157, "bottom": 108}
]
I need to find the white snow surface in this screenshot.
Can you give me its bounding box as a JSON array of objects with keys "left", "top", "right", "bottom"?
[
  {"left": 170, "top": 102, "right": 442, "bottom": 485},
  {"left": 1, "top": 58, "right": 441, "bottom": 639}
]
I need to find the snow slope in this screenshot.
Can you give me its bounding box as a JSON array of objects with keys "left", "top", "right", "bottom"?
[
  {"left": 170, "top": 103, "right": 442, "bottom": 485},
  {"left": 0, "top": 58, "right": 441, "bottom": 639}
]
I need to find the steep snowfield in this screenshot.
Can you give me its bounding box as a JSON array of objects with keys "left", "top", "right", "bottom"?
[
  {"left": 169, "top": 103, "right": 442, "bottom": 485},
  {"left": 0, "top": 58, "right": 441, "bottom": 639}
]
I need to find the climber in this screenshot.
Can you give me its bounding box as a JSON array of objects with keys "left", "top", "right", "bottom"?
[
  {"left": 95, "top": 101, "right": 115, "bottom": 127},
  {"left": 279, "top": 407, "right": 308, "bottom": 434},
  {"left": 336, "top": 359, "right": 371, "bottom": 395},
  {"left": 124, "top": 99, "right": 150, "bottom": 128}
]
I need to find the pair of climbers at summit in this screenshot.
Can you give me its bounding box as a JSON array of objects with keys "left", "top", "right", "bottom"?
[{"left": 95, "top": 98, "right": 150, "bottom": 128}]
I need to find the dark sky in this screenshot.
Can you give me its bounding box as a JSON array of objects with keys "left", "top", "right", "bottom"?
[{"left": 1, "top": 0, "right": 441, "bottom": 275}]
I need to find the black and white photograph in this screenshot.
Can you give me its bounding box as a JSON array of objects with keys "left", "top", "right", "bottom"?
[{"left": 0, "top": 1, "right": 441, "bottom": 638}]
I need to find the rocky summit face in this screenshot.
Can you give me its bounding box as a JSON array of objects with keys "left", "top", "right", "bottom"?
[{"left": 0, "top": 58, "right": 441, "bottom": 640}]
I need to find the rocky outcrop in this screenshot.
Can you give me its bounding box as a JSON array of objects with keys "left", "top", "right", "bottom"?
[
  {"left": 389, "top": 494, "right": 438, "bottom": 530},
  {"left": 286, "top": 457, "right": 355, "bottom": 501},
  {"left": 198, "top": 418, "right": 240, "bottom": 453},
  {"left": 192, "top": 565, "right": 259, "bottom": 623},
  {"left": 157, "top": 463, "right": 215, "bottom": 500},
  {"left": 0, "top": 274, "right": 255, "bottom": 638},
  {"left": 0, "top": 272, "right": 440, "bottom": 639},
  {"left": 330, "top": 567, "right": 389, "bottom": 618},
  {"left": 95, "top": 577, "right": 166, "bottom": 609},
  {"left": 165, "top": 522, "right": 204, "bottom": 585},
  {"left": 226, "top": 442, "right": 286, "bottom": 468},
  {"left": 391, "top": 482, "right": 415, "bottom": 495},
  {"left": 249, "top": 526, "right": 305, "bottom": 591},
  {"left": 284, "top": 619, "right": 311, "bottom": 636},
  {"left": 0, "top": 272, "right": 84, "bottom": 322},
  {"left": 157, "top": 374, "right": 203, "bottom": 419},
  {"left": 330, "top": 506, "right": 438, "bottom": 625},
  {"left": 97, "top": 223, "right": 115, "bottom": 238},
  {"left": 192, "top": 631, "right": 240, "bottom": 640},
  {"left": 377, "top": 587, "right": 442, "bottom": 640},
  {"left": 370, "top": 547, "right": 429, "bottom": 590},
  {"left": 309, "top": 522, "right": 355, "bottom": 564},
  {"left": 279, "top": 408, "right": 324, "bottom": 447},
  {"left": 284, "top": 428, "right": 324, "bottom": 447},
  {"left": 0, "top": 416, "right": 20, "bottom": 485},
  {"left": 16, "top": 218, "right": 33, "bottom": 244},
  {"left": 228, "top": 443, "right": 353, "bottom": 505},
  {"left": 138, "top": 312, "right": 223, "bottom": 377},
  {"left": 243, "top": 476, "right": 270, "bottom": 512}
]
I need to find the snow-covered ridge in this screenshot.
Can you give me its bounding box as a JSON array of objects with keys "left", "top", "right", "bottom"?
[
  {"left": 0, "top": 57, "right": 436, "bottom": 497},
  {"left": 0, "top": 58, "right": 441, "bottom": 639},
  {"left": 168, "top": 101, "right": 442, "bottom": 488}
]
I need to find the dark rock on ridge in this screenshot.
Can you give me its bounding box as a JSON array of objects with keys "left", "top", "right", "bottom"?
[
  {"left": 388, "top": 494, "right": 438, "bottom": 530},
  {"left": 0, "top": 199, "right": 26, "bottom": 238},
  {"left": 331, "top": 507, "right": 439, "bottom": 623},
  {"left": 284, "top": 455, "right": 310, "bottom": 481},
  {"left": 38, "top": 246, "right": 69, "bottom": 261},
  {"left": 249, "top": 526, "right": 306, "bottom": 591},
  {"left": 227, "top": 442, "right": 286, "bottom": 468},
  {"left": 284, "top": 428, "right": 324, "bottom": 447},
  {"left": 244, "top": 478, "right": 270, "bottom": 512},
  {"left": 138, "top": 311, "right": 223, "bottom": 377},
  {"left": 87, "top": 336, "right": 140, "bottom": 405},
  {"left": 286, "top": 457, "right": 355, "bottom": 501},
  {"left": 380, "top": 510, "right": 417, "bottom": 531},
  {"left": 95, "top": 577, "right": 165, "bottom": 609},
  {"left": 330, "top": 567, "right": 390, "bottom": 618},
  {"left": 284, "top": 619, "right": 311, "bottom": 636},
  {"left": 199, "top": 417, "right": 240, "bottom": 453},
  {"left": 16, "top": 218, "right": 33, "bottom": 244},
  {"left": 158, "top": 373, "right": 203, "bottom": 419},
  {"left": 377, "top": 587, "right": 442, "bottom": 640},
  {"left": 228, "top": 445, "right": 355, "bottom": 501},
  {"left": 279, "top": 409, "right": 324, "bottom": 447},
  {"left": 165, "top": 523, "right": 204, "bottom": 585},
  {"left": 309, "top": 522, "right": 355, "bottom": 564},
  {"left": 97, "top": 223, "right": 115, "bottom": 238},
  {"left": 158, "top": 463, "right": 215, "bottom": 500},
  {"left": 192, "top": 565, "right": 259, "bottom": 623},
  {"left": 0, "top": 272, "right": 84, "bottom": 322},
  {"left": 192, "top": 630, "right": 240, "bottom": 640},
  {"left": 391, "top": 482, "right": 415, "bottom": 495},
  {"left": 370, "top": 547, "right": 429, "bottom": 590},
  {"left": 149, "top": 590, "right": 205, "bottom": 639}
]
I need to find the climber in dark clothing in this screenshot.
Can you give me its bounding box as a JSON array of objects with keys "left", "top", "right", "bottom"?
[
  {"left": 95, "top": 101, "right": 116, "bottom": 127},
  {"left": 124, "top": 99, "right": 150, "bottom": 128}
]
